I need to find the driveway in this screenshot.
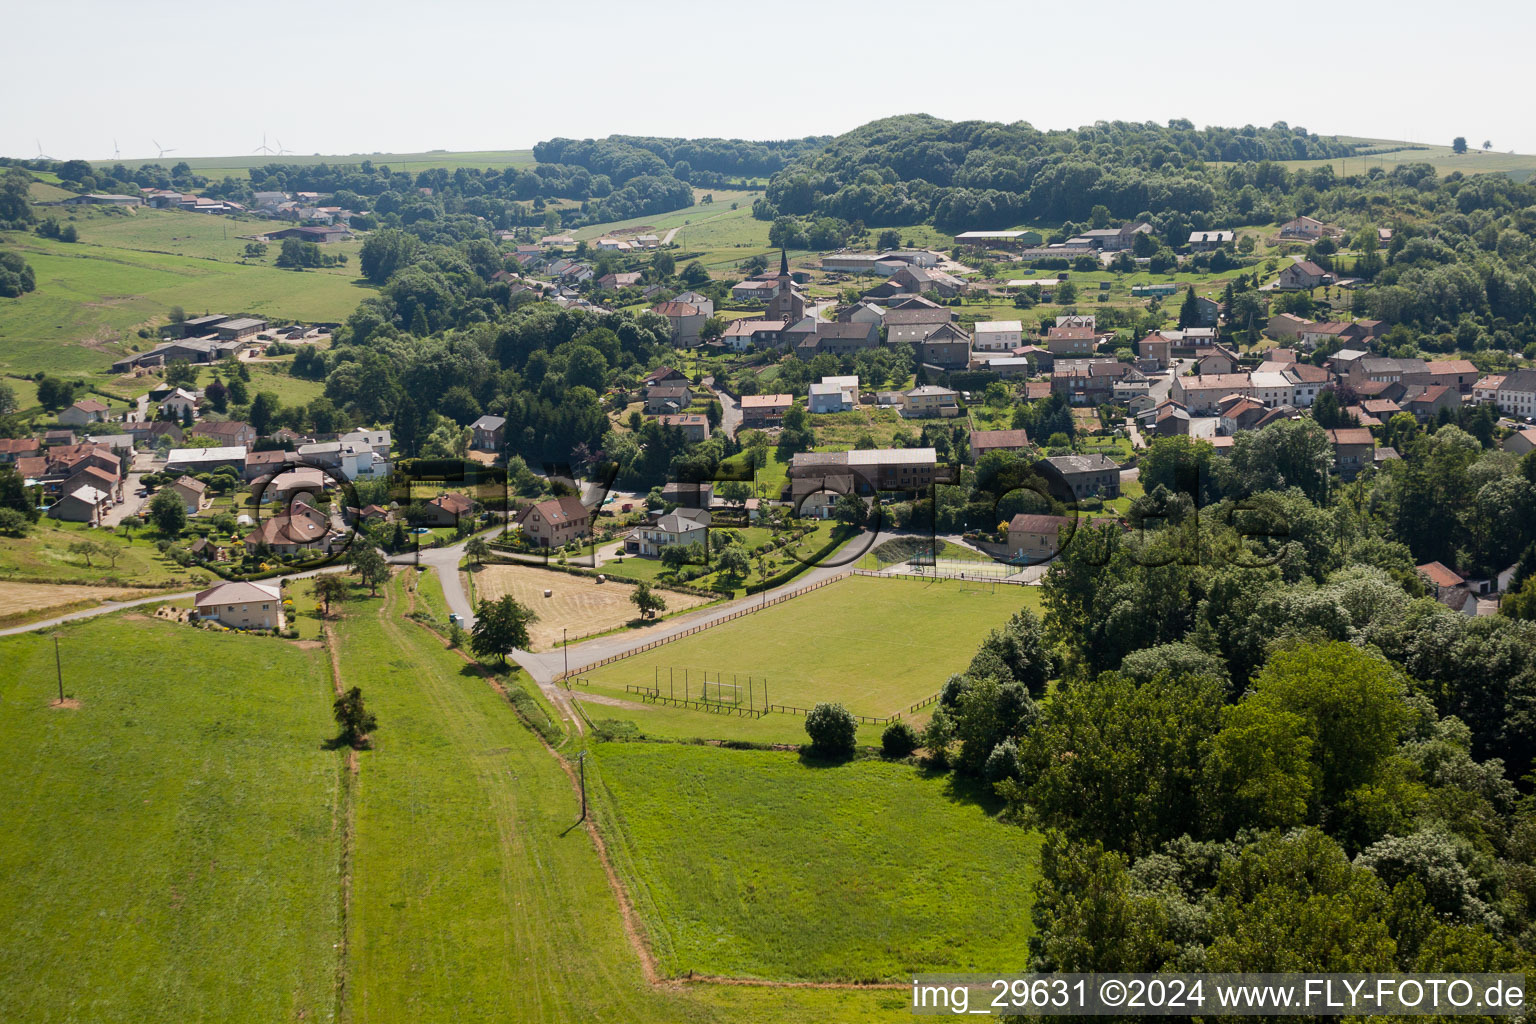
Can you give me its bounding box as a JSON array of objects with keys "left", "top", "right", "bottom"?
[
  {"left": 100, "top": 451, "right": 156, "bottom": 528},
  {"left": 705, "top": 378, "right": 742, "bottom": 437}
]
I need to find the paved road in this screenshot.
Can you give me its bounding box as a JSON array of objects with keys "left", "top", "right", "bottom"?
[
  {"left": 100, "top": 451, "right": 155, "bottom": 528},
  {"left": 661, "top": 226, "right": 680, "bottom": 245},
  {"left": 706, "top": 378, "right": 741, "bottom": 438},
  {"left": 0, "top": 562, "right": 351, "bottom": 638}
]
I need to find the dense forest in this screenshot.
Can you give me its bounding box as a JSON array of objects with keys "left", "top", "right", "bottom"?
[
  {"left": 760, "top": 114, "right": 1361, "bottom": 230},
  {"left": 917, "top": 447, "right": 1536, "bottom": 977}
]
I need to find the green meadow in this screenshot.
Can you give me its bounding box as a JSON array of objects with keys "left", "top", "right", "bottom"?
[
  {"left": 0, "top": 233, "right": 370, "bottom": 375},
  {"left": 592, "top": 741, "right": 1041, "bottom": 980},
  {"left": 0, "top": 614, "right": 341, "bottom": 1024}
]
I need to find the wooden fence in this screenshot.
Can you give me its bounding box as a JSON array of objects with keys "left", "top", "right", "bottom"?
[
  {"left": 767, "top": 703, "right": 901, "bottom": 726},
  {"left": 623, "top": 684, "right": 766, "bottom": 718},
  {"left": 555, "top": 571, "right": 851, "bottom": 681}
]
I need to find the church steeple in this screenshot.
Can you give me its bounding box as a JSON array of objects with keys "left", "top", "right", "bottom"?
[{"left": 778, "top": 247, "right": 789, "bottom": 279}]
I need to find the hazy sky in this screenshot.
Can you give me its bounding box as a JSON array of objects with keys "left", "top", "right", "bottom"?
[{"left": 9, "top": 0, "right": 1534, "bottom": 161}]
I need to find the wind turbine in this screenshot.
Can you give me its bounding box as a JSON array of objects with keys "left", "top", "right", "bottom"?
[
  {"left": 35, "top": 139, "right": 55, "bottom": 160},
  {"left": 113, "top": 139, "right": 121, "bottom": 160},
  {"left": 275, "top": 139, "right": 293, "bottom": 156},
  {"left": 153, "top": 139, "right": 176, "bottom": 160},
  {"left": 254, "top": 133, "right": 275, "bottom": 155}
]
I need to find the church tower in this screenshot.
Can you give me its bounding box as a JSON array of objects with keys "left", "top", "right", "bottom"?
[{"left": 766, "top": 248, "right": 804, "bottom": 323}]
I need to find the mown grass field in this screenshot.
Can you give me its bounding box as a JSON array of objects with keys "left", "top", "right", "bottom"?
[
  {"left": 0, "top": 614, "right": 341, "bottom": 1023},
  {"left": 0, "top": 571, "right": 922, "bottom": 1022},
  {"left": 592, "top": 742, "right": 1041, "bottom": 981},
  {"left": 1266, "top": 138, "right": 1536, "bottom": 181},
  {"left": 335, "top": 573, "right": 898, "bottom": 1022},
  {"left": 0, "top": 233, "right": 370, "bottom": 376},
  {"left": 50, "top": 205, "right": 368, "bottom": 267},
  {"left": 573, "top": 576, "right": 1036, "bottom": 742}
]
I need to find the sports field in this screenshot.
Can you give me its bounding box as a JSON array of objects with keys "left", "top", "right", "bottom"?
[
  {"left": 592, "top": 741, "right": 1041, "bottom": 981},
  {"left": 470, "top": 561, "right": 716, "bottom": 650},
  {"left": 0, "top": 613, "right": 340, "bottom": 1023},
  {"left": 574, "top": 575, "right": 1036, "bottom": 732}
]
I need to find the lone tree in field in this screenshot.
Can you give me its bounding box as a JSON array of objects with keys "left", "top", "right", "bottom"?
[
  {"left": 148, "top": 488, "right": 187, "bottom": 536},
  {"left": 804, "top": 702, "right": 858, "bottom": 758},
  {"left": 311, "top": 574, "right": 350, "bottom": 617},
  {"left": 332, "top": 686, "right": 377, "bottom": 749},
  {"left": 349, "top": 544, "right": 390, "bottom": 595},
  {"left": 471, "top": 595, "right": 538, "bottom": 664},
  {"left": 465, "top": 536, "right": 491, "bottom": 566},
  {"left": 630, "top": 580, "right": 667, "bottom": 620}
]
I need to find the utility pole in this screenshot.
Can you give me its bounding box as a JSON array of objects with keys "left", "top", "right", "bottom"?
[
  {"left": 563, "top": 627, "right": 568, "bottom": 679},
  {"left": 578, "top": 752, "right": 587, "bottom": 821},
  {"left": 53, "top": 633, "right": 63, "bottom": 703}
]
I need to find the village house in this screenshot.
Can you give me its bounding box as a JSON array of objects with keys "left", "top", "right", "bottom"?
[
  {"left": 420, "top": 492, "right": 474, "bottom": 527},
  {"left": 1404, "top": 384, "right": 1459, "bottom": 421},
  {"left": 58, "top": 399, "right": 110, "bottom": 428},
  {"left": 1044, "top": 325, "right": 1099, "bottom": 357},
  {"left": 1416, "top": 561, "right": 1478, "bottom": 616},
  {"left": 1267, "top": 313, "right": 1314, "bottom": 341},
  {"left": 158, "top": 388, "right": 200, "bottom": 420},
  {"left": 517, "top": 495, "right": 590, "bottom": 548},
  {"left": 730, "top": 279, "right": 779, "bottom": 302},
  {"left": 1425, "top": 359, "right": 1480, "bottom": 393},
  {"left": 917, "top": 322, "right": 973, "bottom": 370},
  {"left": 1171, "top": 372, "right": 1253, "bottom": 414},
  {"left": 1502, "top": 428, "right": 1536, "bottom": 455},
  {"left": 1052, "top": 358, "right": 1130, "bottom": 406},
  {"left": 1279, "top": 215, "right": 1330, "bottom": 240},
  {"left": 47, "top": 484, "right": 111, "bottom": 525},
  {"left": 645, "top": 383, "right": 693, "bottom": 415},
  {"left": 882, "top": 306, "right": 955, "bottom": 344},
  {"left": 193, "top": 581, "right": 285, "bottom": 631},
  {"left": 651, "top": 299, "right": 707, "bottom": 346},
  {"left": 739, "top": 393, "right": 794, "bottom": 430},
  {"left": 1137, "top": 332, "right": 1173, "bottom": 369},
  {"left": 470, "top": 415, "right": 506, "bottom": 452},
  {"left": 968, "top": 428, "right": 1030, "bottom": 461},
  {"left": 798, "top": 321, "right": 879, "bottom": 360},
  {"left": 262, "top": 468, "right": 328, "bottom": 504},
  {"left": 0, "top": 437, "right": 42, "bottom": 463},
  {"left": 169, "top": 475, "right": 209, "bottom": 514},
  {"left": 166, "top": 446, "right": 247, "bottom": 474},
  {"left": 243, "top": 448, "right": 295, "bottom": 482},
  {"left": 900, "top": 385, "right": 960, "bottom": 418},
  {"left": 788, "top": 449, "right": 938, "bottom": 514},
  {"left": 245, "top": 501, "right": 331, "bottom": 555},
  {"left": 720, "top": 319, "right": 786, "bottom": 353},
  {"left": 1043, "top": 453, "right": 1120, "bottom": 500},
  {"left": 1187, "top": 230, "right": 1237, "bottom": 251},
  {"left": 1250, "top": 371, "right": 1297, "bottom": 408},
  {"left": 656, "top": 413, "right": 709, "bottom": 443},
  {"left": 1297, "top": 320, "right": 1371, "bottom": 350},
  {"left": 626, "top": 508, "right": 710, "bottom": 557},
  {"left": 1194, "top": 344, "right": 1242, "bottom": 376},
  {"left": 1005, "top": 513, "right": 1120, "bottom": 563},
  {"left": 1328, "top": 427, "right": 1376, "bottom": 480},
  {"left": 1276, "top": 260, "right": 1334, "bottom": 290},
  {"left": 808, "top": 376, "right": 859, "bottom": 414},
  {"left": 197, "top": 420, "right": 257, "bottom": 447},
  {"left": 973, "top": 320, "right": 1024, "bottom": 353}
]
